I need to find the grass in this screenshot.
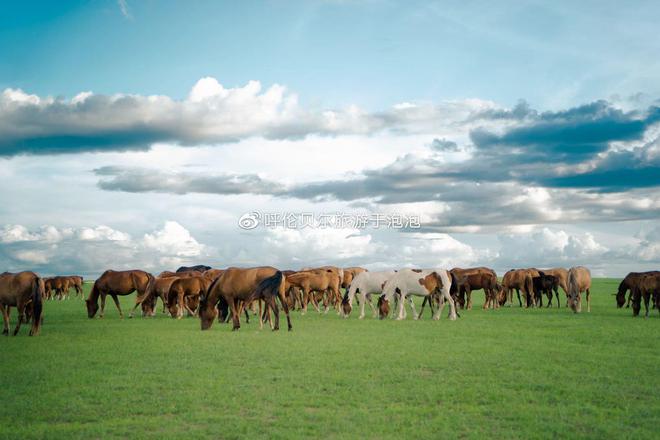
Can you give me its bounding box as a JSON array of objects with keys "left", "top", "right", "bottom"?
[{"left": 0, "top": 278, "right": 658, "bottom": 439}]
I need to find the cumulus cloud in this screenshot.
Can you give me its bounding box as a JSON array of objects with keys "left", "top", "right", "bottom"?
[
  {"left": 0, "top": 78, "right": 502, "bottom": 156},
  {"left": 0, "top": 221, "right": 208, "bottom": 276}
]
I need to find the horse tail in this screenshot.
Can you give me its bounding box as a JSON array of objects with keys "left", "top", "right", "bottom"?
[
  {"left": 30, "top": 276, "right": 44, "bottom": 336},
  {"left": 253, "top": 271, "right": 284, "bottom": 301},
  {"left": 137, "top": 273, "right": 156, "bottom": 305}
]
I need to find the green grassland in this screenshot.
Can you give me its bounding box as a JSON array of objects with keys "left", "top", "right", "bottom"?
[{"left": 1, "top": 278, "right": 658, "bottom": 439}]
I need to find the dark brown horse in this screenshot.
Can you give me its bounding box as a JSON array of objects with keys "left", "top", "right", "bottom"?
[
  {"left": 532, "top": 272, "right": 560, "bottom": 307},
  {"left": 0, "top": 271, "right": 44, "bottom": 336},
  {"left": 632, "top": 273, "right": 660, "bottom": 318},
  {"left": 615, "top": 272, "right": 660, "bottom": 308},
  {"left": 199, "top": 266, "right": 292, "bottom": 331},
  {"left": 86, "top": 269, "right": 154, "bottom": 318}
]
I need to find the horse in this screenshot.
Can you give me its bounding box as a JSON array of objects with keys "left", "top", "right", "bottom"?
[
  {"left": 615, "top": 272, "right": 660, "bottom": 308},
  {"left": 138, "top": 271, "right": 205, "bottom": 316},
  {"left": 379, "top": 269, "right": 457, "bottom": 321},
  {"left": 286, "top": 269, "right": 341, "bottom": 314},
  {"left": 86, "top": 269, "right": 154, "bottom": 318},
  {"left": 341, "top": 270, "right": 396, "bottom": 318},
  {"left": 501, "top": 269, "right": 535, "bottom": 307},
  {"left": 65, "top": 275, "right": 84, "bottom": 298},
  {"left": 167, "top": 275, "right": 212, "bottom": 318},
  {"left": 45, "top": 276, "right": 70, "bottom": 300},
  {"left": 531, "top": 272, "right": 560, "bottom": 307},
  {"left": 245, "top": 271, "right": 290, "bottom": 330},
  {"left": 449, "top": 267, "right": 499, "bottom": 310},
  {"left": 567, "top": 266, "right": 592, "bottom": 313},
  {"left": 632, "top": 273, "right": 660, "bottom": 318},
  {"left": 341, "top": 267, "right": 368, "bottom": 289},
  {"left": 199, "top": 266, "right": 292, "bottom": 331},
  {"left": 538, "top": 268, "right": 568, "bottom": 299},
  {"left": 0, "top": 271, "right": 44, "bottom": 336},
  {"left": 176, "top": 265, "right": 212, "bottom": 273}
]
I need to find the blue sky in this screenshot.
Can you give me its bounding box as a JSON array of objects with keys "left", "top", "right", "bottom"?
[
  {"left": 3, "top": 0, "right": 660, "bottom": 109},
  {"left": 1, "top": 1, "right": 659, "bottom": 277}
]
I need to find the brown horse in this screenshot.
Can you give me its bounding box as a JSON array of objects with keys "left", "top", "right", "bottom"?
[
  {"left": 286, "top": 269, "right": 341, "bottom": 314},
  {"left": 449, "top": 267, "right": 499, "bottom": 310},
  {"left": 633, "top": 273, "right": 660, "bottom": 318},
  {"left": 138, "top": 271, "right": 204, "bottom": 316},
  {"left": 86, "top": 269, "right": 154, "bottom": 318},
  {"left": 567, "top": 266, "right": 591, "bottom": 313},
  {"left": 199, "top": 266, "right": 292, "bottom": 331},
  {"left": 167, "top": 275, "right": 212, "bottom": 318},
  {"left": 538, "top": 268, "right": 568, "bottom": 298},
  {"left": 615, "top": 272, "right": 660, "bottom": 308},
  {"left": 532, "top": 272, "right": 560, "bottom": 307},
  {"left": 45, "top": 276, "right": 70, "bottom": 300},
  {"left": 65, "top": 275, "right": 84, "bottom": 298},
  {"left": 0, "top": 271, "right": 44, "bottom": 336},
  {"left": 501, "top": 269, "right": 535, "bottom": 307}
]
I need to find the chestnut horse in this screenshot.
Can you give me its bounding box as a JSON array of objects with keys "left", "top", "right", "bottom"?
[
  {"left": 167, "top": 275, "right": 212, "bottom": 318},
  {"left": 0, "top": 271, "right": 44, "bottom": 336},
  {"left": 567, "top": 266, "right": 592, "bottom": 313},
  {"left": 286, "top": 269, "right": 341, "bottom": 314},
  {"left": 86, "top": 269, "right": 154, "bottom": 318},
  {"left": 501, "top": 269, "right": 535, "bottom": 307},
  {"left": 199, "top": 266, "right": 292, "bottom": 331},
  {"left": 449, "top": 267, "right": 499, "bottom": 310}
]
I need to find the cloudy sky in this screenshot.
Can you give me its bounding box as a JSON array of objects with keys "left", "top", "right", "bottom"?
[{"left": 1, "top": 0, "right": 659, "bottom": 277}]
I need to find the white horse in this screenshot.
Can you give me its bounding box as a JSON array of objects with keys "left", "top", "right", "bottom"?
[
  {"left": 381, "top": 268, "right": 457, "bottom": 321},
  {"left": 341, "top": 270, "right": 397, "bottom": 319}
]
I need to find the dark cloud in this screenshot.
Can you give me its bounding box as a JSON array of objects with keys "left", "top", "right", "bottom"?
[{"left": 95, "top": 166, "right": 286, "bottom": 196}]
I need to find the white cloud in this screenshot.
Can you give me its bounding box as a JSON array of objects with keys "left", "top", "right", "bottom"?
[{"left": 142, "top": 221, "right": 204, "bottom": 257}]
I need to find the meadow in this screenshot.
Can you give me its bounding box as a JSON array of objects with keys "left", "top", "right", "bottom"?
[{"left": 1, "top": 278, "right": 658, "bottom": 439}]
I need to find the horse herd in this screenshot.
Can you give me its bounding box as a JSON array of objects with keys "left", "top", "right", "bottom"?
[{"left": 0, "top": 264, "right": 658, "bottom": 336}]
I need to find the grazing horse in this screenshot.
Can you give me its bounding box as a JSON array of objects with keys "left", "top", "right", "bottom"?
[
  {"left": 86, "top": 269, "right": 154, "bottom": 318},
  {"left": 341, "top": 267, "right": 368, "bottom": 289},
  {"left": 138, "top": 271, "right": 204, "bottom": 316},
  {"left": 380, "top": 269, "right": 457, "bottom": 321},
  {"left": 176, "top": 265, "right": 212, "bottom": 273},
  {"left": 632, "top": 273, "right": 660, "bottom": 318},
  {"left": 0, "top": 271, "right": 44, "bottom": 336},
  {"left": 341, "top": 270, "right": 396, "bottom": 318},
  {"left": 567, "top": 266, "right": 592, "bottom": 313},
  {"left": 450, "top": 267, "right": 495, "bottom": 309},
  {"left": 199, "top": 266, "right": 292, "bottom": 331},
  {"left": 615, "top": 272, "right": 659, "bottom": 308},
  {"left": 449, "top": 267, "right": 499, "bottom": 310},
  {"left": 501, "top": 269, "right": 535, "bottom": 307},
  {"left": 167, "top": 275, "right": 212, "bottom": 318},
  {"left": 531, "top": 272, "right": 560, "bottom": 307},
  {"left": 247, "top": 271, "right": 290, "bottom": 330},
  {"left": 286, "top": 269, "right": 341, "bottom": 314}
]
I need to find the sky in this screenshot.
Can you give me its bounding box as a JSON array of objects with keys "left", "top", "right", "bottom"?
[{"left": 1, "top": 0, "right": 659, "bottom": 277}]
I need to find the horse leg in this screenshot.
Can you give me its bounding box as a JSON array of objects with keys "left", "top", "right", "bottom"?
[
  {"left": 642, "top": 290, "right": 650, "bottom": 318},
  {"left": 12, "top": 301, "right": 25, "bottom": 335},
  {"left": 1, "top": 305, "right": 9, "bottom": 335},
  {"left": 99, "top": 292, "right": 107, "bottom": 318},
  {"left": 229, "top": 299, "right": 241, "bottom": 330},
  {"left": 418, "top": 297, "right": 428, "bottom": 319},
  {"left": 396, "top": 293, "right": 406, "bottom": 320},
  {"left": 111, "top": 294, "right": 124, "bottom": 318},
  {"left": 257, "top": 299, "right": 268, "bottom": 330},
  {"left": 516, "top": 289, "right": 523, "bottom": 307}
]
